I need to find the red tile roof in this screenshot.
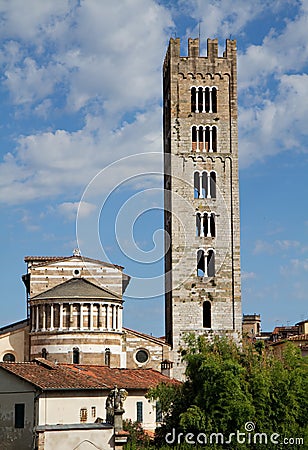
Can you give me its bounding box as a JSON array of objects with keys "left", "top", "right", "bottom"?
[{"left": 0, "top": 359, "right": 179, "bottom": 391}]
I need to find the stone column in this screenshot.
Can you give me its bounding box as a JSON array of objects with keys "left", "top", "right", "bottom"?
[
  {"left": 80, "top": 303, "right": 84, "bottom": 330},
  {"left": 90, "top": 303, "right": 94, "bottom": 330},
  {"left": 207, "top": 173, "right": 211, "bottom": 199},
  {"left": 209, "top": 88, "right": 213, "bottom": 113},
  {"left": 69, "top": 303, "right": 74, "bottom": 329},
  {"left": 199, "top": 173, "right": 203, "bottom": 198},
  {"left": 36, "top": 305, "right": 39, "bottom": 331},
  {"left": 195, "top": 89, "right": 199, "bottom": 113},
  {"left": 59, "top": 304, "right": 63, "bottom": 330},
  {"left": 106, "top": 304, "right": 109, "bottom": 330},
  {"left": 207, "top": 214, "right": 211, "bottom": 237},
  {"left": 42, "top": 305, "right": 46, "bottom": 331},
  {"left": 50, "top": 304, "right": 54, "bottom": 330},
  {"left": 118, "top": 306, "right": 123, "bottom": 331},
  {"left": 98, "top": 303, "right": 103, "bottom": 329},
  {"left": 202, "top": 88, "right": 206, "bottom": 113}
]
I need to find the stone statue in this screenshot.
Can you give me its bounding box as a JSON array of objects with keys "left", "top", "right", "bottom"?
[{"left": 105, "top": 385, "right": 128, "bottom": 424}]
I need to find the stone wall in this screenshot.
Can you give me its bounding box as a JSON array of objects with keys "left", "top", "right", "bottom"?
[{"left": 163, "top": 38, "right": 242, "bottom": 380}]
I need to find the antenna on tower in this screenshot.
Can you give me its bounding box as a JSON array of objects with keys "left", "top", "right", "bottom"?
[{"left": 198, "top": 21, "right": 201, "bottom": 40}]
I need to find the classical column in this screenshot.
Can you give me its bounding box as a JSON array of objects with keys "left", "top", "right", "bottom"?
[
  {"left": 59, "top": 303, "right": 63, "bottom": 330},
  {"left": 42, "top": 305, "right": 46, "bottom": 331},
  {"left": 200, "top": 214, "right": 204, "bottom": 237},
  {"left": 50, "top": 304, "right": 54, "bottom": 330},
  {"left": 118, "top": 306, "right": 123, "bottom": 331},
  {"left": 36, "top": 305, "right": 39, "bottom": 331},
  {"left": 209, "top": 127, "right": 213, "bottom": 152},
  {"left": 69, "top": 303, "right": 74, "bottom": 329},
  {"left": 115, "top": 306, "right": 119, "bottom": 330},
  {"left": 106, "top": 304, "right": 109, "bottom": 330},
  {"left": 80, "top": 303, "right": 84, "bottom": 330},
  {"left": 207, "top": 173, "right": 211, "bottom": 199},
  {"left": 199, "top": 173, "right": 203, "bottom": 198},
  {"left": 195, "top": 89, "right": 199, "bottom": 113},
  {"left": 196, "top": 126, "right": 200, "bottom": 151},
  {"left": 207, "top": 214, "right": 211, "bottom": 237},
  {"left": 98, "top": 303, "right": 103, "bottom": 329},
  {"left": 202, "top": 88, "right": 206, "bottom": 113},
  {"left": 90, "top": 303, "right": 94, "bottom": 330},
  {"left": 209, "top": 88, "right": 213, "bottom": 113}
]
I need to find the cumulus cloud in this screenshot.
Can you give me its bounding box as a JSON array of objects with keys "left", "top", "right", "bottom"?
[
  {"left": 58, "top": 201, "right": 96, "bottom": 221},
  {"left": 0, "top": 0, "right": 173, "bottom": 116},
  {"left": 238, "top": 1, "right": 308, "bottom": 166},
  {"left": 0, "top": 106, "right": 163, "bottom": 204}
]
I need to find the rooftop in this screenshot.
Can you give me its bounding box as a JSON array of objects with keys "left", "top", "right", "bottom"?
[{"left": 0, "top": 359, "right": 179, "bottom": 391}]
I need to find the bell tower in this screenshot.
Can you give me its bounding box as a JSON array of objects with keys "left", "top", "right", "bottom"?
[{"left": 163, "top": 38, "right": 242, "bottom": 379}]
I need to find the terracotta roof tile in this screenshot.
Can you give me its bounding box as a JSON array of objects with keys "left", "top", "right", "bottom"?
[{"left": 0, "top": 360, "right": 179, "bottom": 392}]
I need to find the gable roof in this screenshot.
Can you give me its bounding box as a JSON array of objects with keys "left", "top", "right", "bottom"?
[
  {"left": 24, "top": 255, "right": 124, "bottom": 270},
  {"left": 123, "top": 327, "right": 170, "bottom": 347},
  {"left": 0, "top": 318, "right": 29, "bottom": 335},
  {"left": 31, "top": 277, "right": 122, "bottom": 301},
  {"left": 0, "top": 359, "right": 179, "bottom": 391}
]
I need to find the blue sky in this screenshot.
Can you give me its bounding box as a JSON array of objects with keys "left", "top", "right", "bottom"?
[{"left": 0, "top": 0, "right": 307, "bottom": 335}]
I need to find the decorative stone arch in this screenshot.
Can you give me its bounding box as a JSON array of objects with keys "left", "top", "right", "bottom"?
[{"left": 187, "top": 72, "right": 195, "bottom": 79}]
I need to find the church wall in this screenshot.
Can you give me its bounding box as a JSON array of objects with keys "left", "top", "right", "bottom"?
[
  {"left": 123, "top": 329, "right": 170, "bottom": 372},
  {"left": 0, "top": 326, "right": 29, "bottom": 363},
  {"left": 26, "top": 257, "right": 124, "bottom": 297}
]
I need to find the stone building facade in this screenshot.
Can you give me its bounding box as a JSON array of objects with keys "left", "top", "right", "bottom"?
[
  {"left": 0, "top": 253, "right": 171, "bottom": 373},
  {"left": 163, "top": 38, "right": 242, "bottom": 379}
]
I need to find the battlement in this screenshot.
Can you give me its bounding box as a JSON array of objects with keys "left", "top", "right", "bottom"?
[{"left": 166, "top": 37, "right": 236, "bottom": 62}]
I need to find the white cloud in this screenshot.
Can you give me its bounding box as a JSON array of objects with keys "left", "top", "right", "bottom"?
[
  {"left": 0, "top": 106, "right": 163, "bottom": 205},
  {"left": 58, "top": 201, "right": 96, "bottom": 221},
  {"left": 0, "top": 1, "right": 173, "bottom": 115},
  {"left": 238, "top": 1, "right": 308, "bottom": 166}
]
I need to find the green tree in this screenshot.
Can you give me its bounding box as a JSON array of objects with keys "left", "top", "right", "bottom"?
[{"left": 148, "top": 335, "right": 308, "bottom": 449}]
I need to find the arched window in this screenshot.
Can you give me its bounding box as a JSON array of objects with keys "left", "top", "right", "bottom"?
[
  {"left": 210, "top": 172, "right": 216, "bottom": 198},
  {"left": 196, "top": 213, "right": 215, "bottom": 237},
  {"left": 191, "top": 86, "right": 218, "bottom": 113},
  {"left": 105, "top": 348, "right": 111, "bottom": 367},
  {"left": 212, "top": 87, "right": 217, "bottom": 113},
  {"left": 194, "top": 171, "right": 200, "bottom": 198},
  {"left": 203, "top": 301, "right": 211, "bottom": 328},
  {"left": 192, "top": 126, "right": 217, "bottom": 152},
  {"left": 207, "top": 250, "right": 215, "bottom": 277},
  {"left": 191, "top": 86, "right": 196, "bottom": 112},
  {"left": 197, "top": 249, "right": 215, "bottom": 277},
  {"left": 194, "top": 171, "right": 216, "bottom": 199},
  {"left": 196, "top": 213, "right": 201, "bottom": 237},
  {"left": 212, "top": 126, "right": 217, "bottom": 152},
  {"left": 197, "top": 249, "right": 205, "bottom": 277},
  {"left": 210, "top": 213, "right": 216, "bottom": 237},
  {"left": 3, "top": 353, "right": 15, "bottom": 362},
  {"left": 41, "top": 348, "right": 47, "bottom": 359},
  {"left": 73, "top": 347, "right": 80, "bottom": 364}
]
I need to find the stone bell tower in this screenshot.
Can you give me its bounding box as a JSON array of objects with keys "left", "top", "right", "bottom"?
[{"left": 163, "top": 37, "right": 242, "bottom": 379}]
